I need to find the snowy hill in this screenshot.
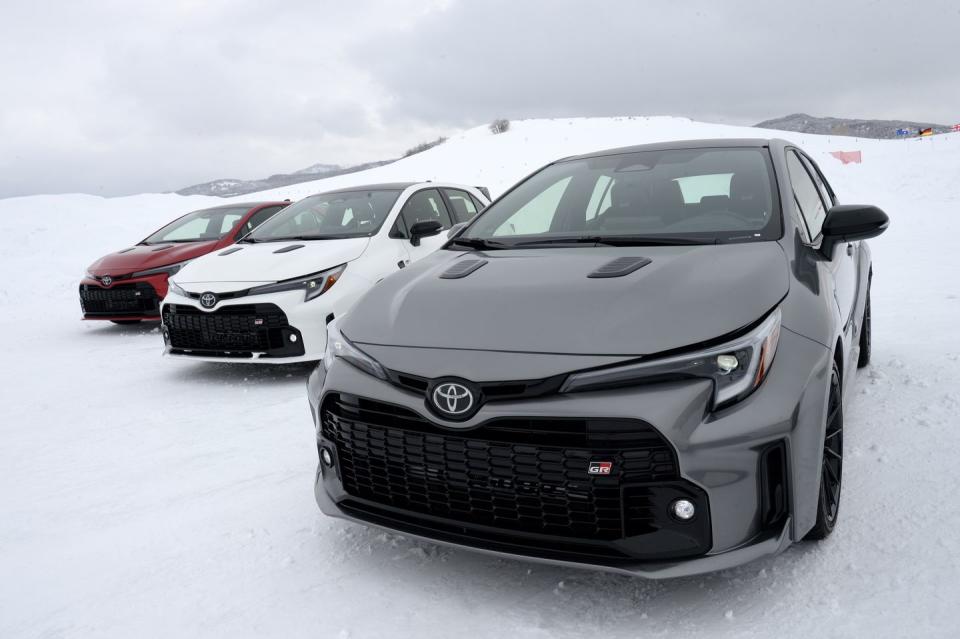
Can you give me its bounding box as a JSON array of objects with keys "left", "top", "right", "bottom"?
[
  {"left": 1, "top": 117, "right": 959, "bottom": 638},
  {"left": 755, "top": 113, "right": 953, "bottom": 139}
]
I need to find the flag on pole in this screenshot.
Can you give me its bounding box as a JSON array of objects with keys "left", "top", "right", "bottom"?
[
  {"left": 895, "top": 128, "right": 910, "bottom": 136},
  {"left": 830, "top": 150, "right": 862, "bottom": 164},
  {"left": 953, "top": 124, "right": 960, "bottom": 132},
  {"left": 919, "top": 127, "right": 933, "bottom": 137}
]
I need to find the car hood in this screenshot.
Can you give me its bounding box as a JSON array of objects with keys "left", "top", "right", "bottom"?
[
  {"left": 173, "top": 238, "right": 370, "bottom": 285},
  {"left": 87, "top": 241, "right": 219, "bottom": 276},
  {"left": 344, "top": 243, "right": 789, "bottom": 356}
]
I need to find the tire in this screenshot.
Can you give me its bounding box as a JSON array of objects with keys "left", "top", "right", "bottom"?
[
  {"left": 110, "top": 320, "right": 141, "bottom": 325},
  {"left": 857, "top": 291, "right": 871, "bottom": 368},
  {"left": 805, "top": 361, "right": 843, "bottom": 541}
]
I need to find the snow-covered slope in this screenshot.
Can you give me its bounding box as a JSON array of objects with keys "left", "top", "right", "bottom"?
[{"left": 1, "top": 117, "right": 959, "bottom": 638}]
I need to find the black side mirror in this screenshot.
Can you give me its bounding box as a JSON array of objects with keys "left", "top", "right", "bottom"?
[
  {"left": 447, "top": 222, "right": 467, "bottom": 239},
  {"left": 820, "top": 204, "right": 889, "bottom": 257},
  {"left": 409, "top": 220, "right": 443, "bottom": 246}
]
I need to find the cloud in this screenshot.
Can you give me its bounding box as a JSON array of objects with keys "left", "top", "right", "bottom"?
[
  {"left": 0, "top": 0, "right": 957, "bottom": 198},
  {"left": 360, "top": 0, "right": 960, "bottom": 126}
]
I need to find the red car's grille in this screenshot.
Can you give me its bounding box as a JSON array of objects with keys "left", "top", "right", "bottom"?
[{"left": 79, "top": 283, "right": 160, "bottom": 317}]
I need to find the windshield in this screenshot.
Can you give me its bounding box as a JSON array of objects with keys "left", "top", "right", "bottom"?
[
  {"left": 142, "top": 206, "right": 251, "bottom": 244},
  {"left": 247, "top": 189, "right": 401, "bottom": 241},
  {"left": 460, "top": 147, "right": 780, "bottom": 246}
]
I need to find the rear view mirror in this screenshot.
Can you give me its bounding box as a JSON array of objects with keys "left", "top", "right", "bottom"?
[
  {"left": 409, "top": 220, "right": 443, "bottom": 246},
  {"left": 820, "top": 204, "right": 889, "bottom": 257}
]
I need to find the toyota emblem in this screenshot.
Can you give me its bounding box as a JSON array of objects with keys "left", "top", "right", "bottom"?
[
  {"left": 199, "top": 292, "right": 218, "bottom": 309},
  {"left": 101, "top": 275, "right": 113, "bottom": 287},
  {"left": 431, "top": 382, "right": 475, "bottom": 417}
]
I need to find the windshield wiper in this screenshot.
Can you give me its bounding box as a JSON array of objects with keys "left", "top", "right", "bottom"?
[
  {"left": 445, "top": 237, "right": 509, "bottom": 251},
  {"left": 255, "top": 235, "right": 337, "bottom": 242},
  {"left": 510, "top": 236, "right": 608, "bottom": 247},
  {"left": 590, "top": 235, "right": 719, "bottom": 246},
  {"left": 512, "top": 235, "right": 718, "bottom": 247}
]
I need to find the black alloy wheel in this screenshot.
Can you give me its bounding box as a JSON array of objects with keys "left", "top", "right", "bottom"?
[{"left": 805, "top": 361, "right": 843, "bottom": 540}]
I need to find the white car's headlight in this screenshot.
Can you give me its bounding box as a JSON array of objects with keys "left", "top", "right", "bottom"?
[
  {"left": 168, "top": 280, "right": 188, "bottom": 297},
  {"left": 322, "top": 319, "right": 387, "bottom": 380},
  {"left": 248, "top": 264, "right": 346, "bottom": 302},
  {"left": 131, "top": 260, "right": 192, "bottom": 279},
  {"left": 560, "top": 308, "right": 782, "bottom": 410}
]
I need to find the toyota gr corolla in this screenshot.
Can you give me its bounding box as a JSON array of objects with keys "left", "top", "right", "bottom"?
[
  {"left": 80, "top": 202, "right": 287, "bottom": 323},
  {"left": 161, "top": 183, "right": 488, "bottom": 362},
  {"left": 309, "top": 139, "right": 888, "bottom": 578}
]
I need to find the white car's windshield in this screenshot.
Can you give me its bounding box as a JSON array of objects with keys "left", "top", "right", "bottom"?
[
  {"left": 247, "top": 190, "right": 401, "bottom": 242},
  {"left": 460, "top": 147, "right": 780, "bottom": 247}
]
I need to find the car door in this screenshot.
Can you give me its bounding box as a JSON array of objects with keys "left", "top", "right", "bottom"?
[
  {"left": 785, "top": 150, "right": 858, "bottom": 331},
  {"left": 392, "top": 188, "right": 454, "bottom": 264}
]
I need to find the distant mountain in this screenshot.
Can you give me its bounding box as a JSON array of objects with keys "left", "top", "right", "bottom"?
[
  {"left": 175, "top": 160, "right": 394, "bottom": 197},
  {"left": 755, "top": 113, "right": 952, "bottom": 139},
  {"left": 292, "top": 163, "right": 340, "bottom": 175}
]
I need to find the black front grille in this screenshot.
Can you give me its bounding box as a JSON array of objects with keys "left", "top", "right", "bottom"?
[
  {"left": 322, "top": 394, "right": 684, "bottom": 543},
  {"left": 162, "top": 303, "right": 304, "bottom": 357},
  {"left": 79, "top": 283, "right": 160, "bottom": 317}
]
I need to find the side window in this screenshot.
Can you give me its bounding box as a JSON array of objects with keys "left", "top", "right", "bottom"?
[
  {"left": 786, "top": 151, "right": 828, "bottom": 240},
  {"left": 442, "top": 189, "right": 479, "bottom": 223},
  {"left": 238, "top": 206, "right": 283, "bottom": 237},
  {"left": 469, "top": 193, "right": 486, "bottom": 212},
  {"left": 799, "top": 155, "right": 835, "bottom": 210},
  {"left": 399, "top": 189, "right": 453, "bottom": 232}
]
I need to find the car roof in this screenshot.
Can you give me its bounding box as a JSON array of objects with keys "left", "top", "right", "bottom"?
[
  {"left": 201, "top": 201, "right": 287, "bottom": 210},
  {"left": 559, "top": 138, "right": 787, "bottom": 163},
  {"left": 315, "top": 182, "right": 420, "bottom": 195}
]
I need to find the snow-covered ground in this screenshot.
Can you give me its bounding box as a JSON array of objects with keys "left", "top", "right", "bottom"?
[{"left": 1, "top": 117, "right": 958, "bottom": 638}]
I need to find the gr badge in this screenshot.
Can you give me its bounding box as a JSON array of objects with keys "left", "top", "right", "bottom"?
[{"left": 588, "top": 461, "right": 613, "bottom": 475}]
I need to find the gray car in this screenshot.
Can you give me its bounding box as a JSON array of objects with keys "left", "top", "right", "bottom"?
[{"left": 307, "top": 138, "right": 888, "bottom": 578}]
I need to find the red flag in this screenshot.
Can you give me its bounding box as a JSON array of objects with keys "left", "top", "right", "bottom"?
[
  {"left": 953, "top": 124, "right": 960, "bottom": 132},
  {"left": 830, "top": 151, "right": 862, "bottom": 165}
]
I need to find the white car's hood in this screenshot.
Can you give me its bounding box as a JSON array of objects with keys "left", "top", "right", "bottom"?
[{"left": 174, "top": 238, "right": 369, "bottom": 285}]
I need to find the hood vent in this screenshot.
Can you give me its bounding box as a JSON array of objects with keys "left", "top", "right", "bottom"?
[
  {"left": 219, "top": 247, "right": 243, "bottom": 256},
  {"left": 439, "top": 259, "right": 488, "bottom": 279},
  {"left": 273, "top": 244, "right": 305, "bottom": 254},
  {"left": 587, "top": 256, "right": 652, "bottom": 279},
  {"left": 151, "top": 244, "right": 174, "bottom": 252}
]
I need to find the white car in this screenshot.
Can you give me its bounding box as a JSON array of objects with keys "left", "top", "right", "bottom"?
[{"left": 160, "top": 182, "right": 489, "bottom": 362}]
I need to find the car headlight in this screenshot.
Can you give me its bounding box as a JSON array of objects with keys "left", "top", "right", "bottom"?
[
  {"left": 168, "top": 280, "right": 188, "bottom": 297},
  {"left": 248, "top": 264, "right": 345, "bottom": 302},
  {"left": 131, "top": 260, "right": 192, "bottom": 279},
  {"left": 560, "top": 308, "right": 781, "bottom": 410},
  {"left": 322, "top": 318, "right": 387, "bottom": 380}
]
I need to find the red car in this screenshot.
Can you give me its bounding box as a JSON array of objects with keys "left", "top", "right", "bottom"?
[{"left": 80, "top": 201, "right": 288, "bottom": 323}]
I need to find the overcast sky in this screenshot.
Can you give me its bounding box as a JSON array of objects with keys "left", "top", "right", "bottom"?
[{"left": 2, "top": 0, "right": 958, "bottom": 199}]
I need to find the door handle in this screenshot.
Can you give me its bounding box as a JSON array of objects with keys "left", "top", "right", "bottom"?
[{"left": 846, "top": 244, "right": 854, "bottom": 256}]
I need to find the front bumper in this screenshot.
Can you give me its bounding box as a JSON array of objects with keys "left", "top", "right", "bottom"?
[
  {"left": 79, "top": 275, "right": 167, "bottom": 320},
  {"left": 160, "top": 288, "right": 330, "bottom": 363},
  {"left": 309, "top": 328, "right": 833, "bottom": 577}
]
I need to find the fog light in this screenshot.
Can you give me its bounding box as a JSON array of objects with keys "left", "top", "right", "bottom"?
[
  {"left": 290, "top": 334, "right": 298, "bottom": 343},
  {"left": 670, "top": 499, "right": 696, "bottom": 521},
  {"left": 320, "top": 447, "right": 333, "bottom": 467},
  {"left": 716, "top": 354, "right": 739, "bottom": 374}
]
